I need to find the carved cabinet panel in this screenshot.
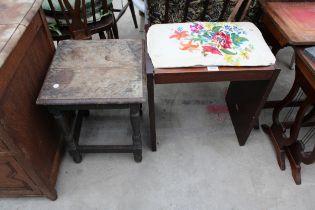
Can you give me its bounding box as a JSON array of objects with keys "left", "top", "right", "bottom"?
[{"left": 0, "top": 156, "right": 40, "bottom": 196}]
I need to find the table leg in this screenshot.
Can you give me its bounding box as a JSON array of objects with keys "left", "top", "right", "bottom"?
[
  {"left": 147, "top": 73, "right": 157, "bottom": 151},
  {"left": 130, "top": 104, "right": 142, "bottom": 162},
  {"left": 261, "top": 124, "right": 286, "bottom": 170},
  {"left": 286, "top": 143, "right": 302, "bottom": 185},
  {"left": 262, "top": 73, "right": 301, "bottom": 170},
  {"left": 49, "top": 110, "right": 82, "bottom": 163},
  {"left": 226, "top": 70, "right": 279, "bottom": 146}
]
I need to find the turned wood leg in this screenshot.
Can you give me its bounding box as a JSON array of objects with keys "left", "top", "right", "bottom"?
[
  {"left": 130, "top": 104, "right": 142, "bottom": 162},
  {"left": 49, "top": 109, "right": 82, "bottom": 163},
  {"left": 147, "top": 73, "right": 157, "bottom": 151},
  {"left": 130, "top": 104, "right": 142, "bottom": 163}
]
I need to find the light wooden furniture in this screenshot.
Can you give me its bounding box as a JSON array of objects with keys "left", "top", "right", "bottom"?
[
  {"left": 0, "top": 0, "right": 63, "bottom": 200},
  {"left": 262, "top": 48, "right": 315, "bottom": 184},
  {"left": 145, "top": 0, "right": 280, "bottom": 151},
  {"left": 37, "top": 39, "right": 145, "bottom": 163}
]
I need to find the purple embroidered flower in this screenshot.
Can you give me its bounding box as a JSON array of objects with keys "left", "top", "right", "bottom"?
[
  {"left": 190, "top": 23, "right": 204, "bottom": 33},
  {"left": 224, "top": 25, "right": 232, "bottom": 31}
]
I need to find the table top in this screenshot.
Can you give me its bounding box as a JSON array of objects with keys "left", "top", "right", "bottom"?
[
  {"left": 263, "top": 1, "right": 315, "bottom": 45},
  {"left": 37, "top": 39, "right": 145, "bottom": 106},
  {"left": 0, "top": 0, "right": 43, "bottom": 68}
]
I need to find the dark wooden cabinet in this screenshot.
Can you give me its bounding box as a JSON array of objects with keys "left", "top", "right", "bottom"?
[{"left": 0, "top": 1, "right": 63, "bottom": 200}]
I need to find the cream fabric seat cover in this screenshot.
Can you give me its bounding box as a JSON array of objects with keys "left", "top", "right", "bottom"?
[{"left": 147, "top": 22, "right": 276, "bottom": 68}]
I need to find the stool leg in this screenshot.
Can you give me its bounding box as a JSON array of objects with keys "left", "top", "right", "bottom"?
[
  {"left": 50, "top": 110, "right": 82, "bottom": 163},
  {"left": 130, "top": 104, "right": 142, "bottom": 162},
  {"left": 147, "top": 73, "right": 157, "bottom": 151}
]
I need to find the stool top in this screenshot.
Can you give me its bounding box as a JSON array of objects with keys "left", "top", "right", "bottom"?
[{"left": 37, "top": 39, "right": 145, "bottom": 105}]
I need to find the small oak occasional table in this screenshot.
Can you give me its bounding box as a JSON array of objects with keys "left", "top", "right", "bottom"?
[
  {"left": 262, "top": 48, "right": 315, "bottom": 184},
  {"left": 37, "top": 39, "right": 145, "bottom": 163}
]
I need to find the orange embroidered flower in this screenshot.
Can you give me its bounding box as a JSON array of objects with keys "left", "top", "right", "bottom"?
[
  {"left": 180, "top": 40, "right": 199, "bottom": 51},
  {"left": 169, "top": 30, "right": 189, "bottom": 40}
]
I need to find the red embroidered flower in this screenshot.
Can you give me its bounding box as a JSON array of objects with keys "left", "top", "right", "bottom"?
[
  {"left": 202, "top": 46, "right": 222, "bottom": 55},
  {"left": 213, "top": 32, "right": 232, "bottom": 49}
]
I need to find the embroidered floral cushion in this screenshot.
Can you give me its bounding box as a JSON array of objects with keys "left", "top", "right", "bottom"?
[{"left": 147, "top": 22, "right": 276, "bottom": 68}]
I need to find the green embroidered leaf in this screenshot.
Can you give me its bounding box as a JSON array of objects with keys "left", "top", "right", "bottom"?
[
  {"left": 231, "top": 33, "right": 248, "bottom": 46},
  {"left": 237, "top": 36, "right": 248, "bottom": 42},
  {"left": 221, "top": 49, "right": 237, "bottom": 55},
  {"left": 212, "top": 26, "right": 222, "bottom": 32}
]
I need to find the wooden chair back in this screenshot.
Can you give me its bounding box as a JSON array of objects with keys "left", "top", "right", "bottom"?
[
  {"left": 45, "top": 0, "right": 110, "bottom": 39},
  {"left": 146, "top": 0, "right": 254, "bottom": 24}
]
